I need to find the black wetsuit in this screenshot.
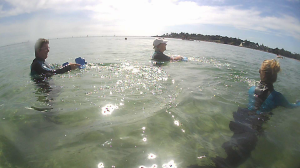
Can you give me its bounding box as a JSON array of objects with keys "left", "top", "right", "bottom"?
[
  {"left": 152, "top": 51, "right": 171, "bottom": 61},
  {"left": 31, "top": 57, "right": 71, "bottom": 78}
]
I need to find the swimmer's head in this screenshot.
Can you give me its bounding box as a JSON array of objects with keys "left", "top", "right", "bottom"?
[
  {"left": 259, "top": 59, "right": 281, "bottom": 84},
  {"left": 153, "top": 38, "right": 167, "bottom": 51},
  {"left": 35, "top": 38, "right": 49, "bottom": 58}
]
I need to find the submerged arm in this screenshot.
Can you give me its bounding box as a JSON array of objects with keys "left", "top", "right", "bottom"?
[{"left": 276, "top": 92, "right": 300, "bottom": 108}]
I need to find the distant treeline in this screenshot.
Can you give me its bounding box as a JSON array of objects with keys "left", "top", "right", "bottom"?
[{"left": 155, "top": 32, "right": 300, "bottom": 60}]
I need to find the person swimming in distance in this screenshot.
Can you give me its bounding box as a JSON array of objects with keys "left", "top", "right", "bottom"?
[
  {"left": 152, "top": 38, "right": 183, "bottom": 62},
  {"left": 31, "top": 38, "right": 80, "bottom": 79}
]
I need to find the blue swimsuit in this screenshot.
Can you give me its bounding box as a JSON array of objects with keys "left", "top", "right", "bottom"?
[{"left": 248, "top": 83, "right": 299, "bottom": 114}]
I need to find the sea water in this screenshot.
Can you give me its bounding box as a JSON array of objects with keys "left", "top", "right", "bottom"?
[{"left": 0, "top": 37, "right": 300, "bottom": 168}]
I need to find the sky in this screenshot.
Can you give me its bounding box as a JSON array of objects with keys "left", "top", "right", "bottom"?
[{"left": 0, "top": 0, "right": 300, "bottom": 53}]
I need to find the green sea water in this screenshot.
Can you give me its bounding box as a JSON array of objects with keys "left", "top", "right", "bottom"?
[{"left": 0, "top": 37, "right": 299, "bottom": 168}]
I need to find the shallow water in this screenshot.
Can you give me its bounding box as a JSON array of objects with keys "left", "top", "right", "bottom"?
[{"left": 0, "top": 37, "right": 300, "bottom": 168}]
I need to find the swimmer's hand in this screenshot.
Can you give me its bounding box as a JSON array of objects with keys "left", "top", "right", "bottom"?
[
  {"left": 69, "top": 63, "right": 81, "bottom": 70},
  {"left": 171, "top": 56, "right": 183, "bottom": 61},
  {"left": 296, "top": 100, "right": 300, "bottom": 106}
]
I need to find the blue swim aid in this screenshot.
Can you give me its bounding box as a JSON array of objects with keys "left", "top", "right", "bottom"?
[
  {"left": 182, "top": 57, "right": 188, "bottom": 62},
  {"left": 75, "top": 57, "right": 87, "bottom": 69},
  {"left": 62, "top": 62, "right": 69, "bottom": 66}
]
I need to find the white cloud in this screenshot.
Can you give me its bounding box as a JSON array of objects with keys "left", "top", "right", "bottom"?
[{"left": 0, "top": 0, "right": 300, "bottom": 45}]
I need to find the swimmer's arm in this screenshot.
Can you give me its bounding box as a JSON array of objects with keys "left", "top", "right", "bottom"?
[
  {"left": 170, "top": 56, "right": 183, "bottom": 61},
  {"left": 54, "top": 63, "right": 80, "bottom": 74},
  {"left": 277, "top": 92, "right": 300, "bottom": 108}
]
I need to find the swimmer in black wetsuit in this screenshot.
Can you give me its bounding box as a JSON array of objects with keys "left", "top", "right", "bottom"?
[
  {"left": 31, "top": 38, "right": 79, "bottom": 79},
  {"left": 188, "top": 59, "right": 299, "bottom": 168},
  {"left": 152, "top": 38, "right": 183, "bottom": 62},
  {"left": 30, "top": 38, "right": 80, "bottom": 112}
]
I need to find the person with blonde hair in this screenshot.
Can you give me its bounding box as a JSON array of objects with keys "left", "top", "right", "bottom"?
[
  {"left": 201, "top": 59, "right": 300, "bottom": 168},
  {"left": 248, "top": 59, "right": 300, "bottom": 113}
]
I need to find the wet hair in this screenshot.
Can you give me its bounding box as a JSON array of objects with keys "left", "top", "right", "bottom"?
[
  {"left": 260, "top": 59, "right": 280, "bottom": 84},
  {"left": 34, "top": 38, "right": 49, "bottom": 57}
]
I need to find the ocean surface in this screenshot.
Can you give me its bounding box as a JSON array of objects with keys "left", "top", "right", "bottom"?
[{"left": 0, "top": 37, "right": 300, "bottom": 168}]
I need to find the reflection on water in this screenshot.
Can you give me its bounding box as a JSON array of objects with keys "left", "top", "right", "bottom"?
[
  {"left": 148, "top": 153, "right": 157, "bottom": 159},
  {"left": 101, "top": 104, "right": 118, "bottom": 115},
  {"left": 197, "top": 155, "right": 206, "bottom": 159},
  {"left": 162, "top": 160, "right": 177, "bottom": 168},
  {"left": 139, "top": 164, "right": 158, "bottom": 168},
  {"left": 31, "top": 77, "right": 58, "bottom": 111},
  {"left": 97, "top": 162, "right": 104, "bottom": 168},
  {"left": 174, "top": 120, "right": 180, "bottom": 126}
]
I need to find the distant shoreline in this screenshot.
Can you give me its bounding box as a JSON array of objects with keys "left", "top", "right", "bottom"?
[
  {"left": 152, "top": 33, "right": 300, "bottom": 61},
  {"left": 152, "top": 36, "right": 274, "bottom": 55}
]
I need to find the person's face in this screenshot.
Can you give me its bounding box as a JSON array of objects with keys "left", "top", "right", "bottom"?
[
  {"left": 158, "top": 43, "right": 167, "bottom": 52},
  {"left": 37, "top": 43, "right": 50, "bottom": 60}
]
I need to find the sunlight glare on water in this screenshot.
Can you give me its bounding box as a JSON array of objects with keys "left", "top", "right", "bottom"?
[
  {"left": 101, "top": 104, "right": 118, "bottom": 115},
  {"left": 97, "top": 162, "right": 104, "bottom": 168},
  {"left": 147, "top": 153, "right": 157, "bottom": 159},
  {"left": 162, "top": 160, "right": 177, "bottom": 168}
]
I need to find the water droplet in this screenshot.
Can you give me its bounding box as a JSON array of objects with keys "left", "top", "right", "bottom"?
[
  {"left": 101, "top": 104, "right": 118, "bottom": 115},
  {"left": 197, "top": 155, "right": 206, "bottom": 159},
  {"left": 151, "top": 164, "right": 158, "bottom": 168},
  {"left": 98, "top": 162, "right": 104, "bottom": 168},
  {"left": 174, "top": 120, "right": 180, "bottom": 126},
  {"left": 148, "top": 153, "right": 157, "bottom": 159},
  {"left": 162, "top": 160, "right": 177, "bottom": 168}
]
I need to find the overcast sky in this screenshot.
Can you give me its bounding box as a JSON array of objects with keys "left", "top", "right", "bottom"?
[{"left": 1, "top": 0, "right": 300, "bottom": 53}]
